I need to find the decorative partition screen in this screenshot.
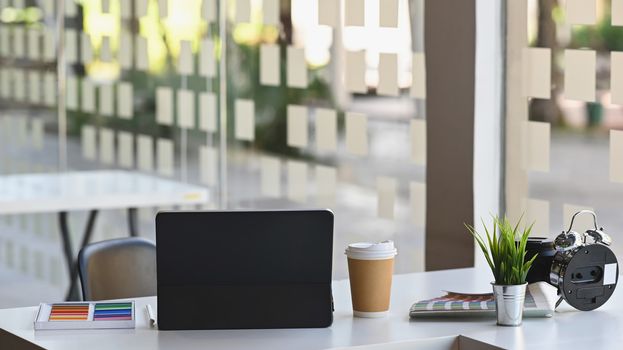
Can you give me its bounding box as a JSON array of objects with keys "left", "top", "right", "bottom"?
[
  {"left": 0, "top": 0, "right": 427, "bottom": 304},
  {"left": 506, "top": 0, "right": 623, "bottom": 259}
]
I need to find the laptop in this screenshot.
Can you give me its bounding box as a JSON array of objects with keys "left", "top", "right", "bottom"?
[{"left": 155, "top": 210, "right": 334, "bottom": 330}]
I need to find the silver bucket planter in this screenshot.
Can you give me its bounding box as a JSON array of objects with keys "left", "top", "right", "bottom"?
[{"left": 491, "top": 282, "right": 527, "bottom": 326}]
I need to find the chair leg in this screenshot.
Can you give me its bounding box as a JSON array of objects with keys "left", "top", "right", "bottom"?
[{"left": 128, "top": 208, "right": 138, "bottom": 237}]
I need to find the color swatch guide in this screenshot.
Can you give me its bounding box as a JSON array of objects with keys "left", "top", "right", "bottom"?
[
  {"left": 93, "top": 303, "right": 133, "bottom": 321},
  {"left": 48, "top": 304, "right": 89, "bottom": 321},
  {"left": 34, "top": 301, "right": 135, "bottom": 330}
]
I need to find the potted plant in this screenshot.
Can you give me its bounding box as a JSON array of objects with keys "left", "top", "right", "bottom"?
[{"left": 465, "top": 216, "right": 538, "bottom": 326}]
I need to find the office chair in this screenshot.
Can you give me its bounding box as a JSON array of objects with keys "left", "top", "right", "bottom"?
[{"left": 78, "top": 237, "right": 157, "bottom": 301}]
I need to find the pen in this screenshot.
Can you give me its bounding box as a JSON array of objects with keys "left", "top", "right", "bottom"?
[{"left": 146, "top": 304, "right": 157, "bottom": 328}]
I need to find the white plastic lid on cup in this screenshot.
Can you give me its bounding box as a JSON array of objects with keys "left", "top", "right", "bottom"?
[{"left": 345, "top": 240, "right": 397, "bottom": 260}]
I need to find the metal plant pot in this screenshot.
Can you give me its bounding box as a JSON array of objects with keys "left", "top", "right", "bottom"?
[{"left": 491, "top": 282, "right": 527, "bottom": 326}]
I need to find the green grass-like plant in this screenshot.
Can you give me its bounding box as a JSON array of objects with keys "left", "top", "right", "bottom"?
[{"left": 465, "top": 216, "right": 538, "bottom": 285}]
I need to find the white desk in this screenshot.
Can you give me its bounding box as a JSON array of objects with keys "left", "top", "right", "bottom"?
[
  {"left": 0, "top": 170, "right": 209, "bottom": 300},
  {"left": 0, "top": 268, "right": 621, "bottom": 350}
]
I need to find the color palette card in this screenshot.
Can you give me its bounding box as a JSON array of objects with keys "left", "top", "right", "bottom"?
[{"left": 34, "top": 301, "right": 135, "bottom": 330}]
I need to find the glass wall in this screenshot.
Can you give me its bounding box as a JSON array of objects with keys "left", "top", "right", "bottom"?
[
  {"left": 507, "top": 0, "right": 623, "bottom": 259},
  {"left": 0, "top": 0, "right": 427, "bottom": 307},
  {"left": 223, "top": 0, "right": 426, "bottom": 279}
]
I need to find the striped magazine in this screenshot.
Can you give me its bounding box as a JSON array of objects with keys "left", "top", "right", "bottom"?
[{"left": 409, "top": 282, "right": 555, "bottom": 318}]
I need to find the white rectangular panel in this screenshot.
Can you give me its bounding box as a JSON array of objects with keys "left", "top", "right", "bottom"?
[
  {"left": 236, "top": 0, "right": 251, "bottom": 23},
  {"left": 564, "top": 49, "right": 595, "bottom": 102},
  {"left": 177, "top": 89, "right": 195, "bottom": 129},
  {"left": 66, "top": 76, "right": 78, "bottom": 110},
  {"left": 235, "top": 99, "right": 255, "bottom": 141},
  {"left": 135, "top": 0, "right": 148, "bottom": 17},
  {"left": 287, "top": 46, "right": 307, "bottom": 88},
  {"left": 199, "top": 39, "right": 216, "bottom": 78},
  {"left": 410, "top": 119, "right": 426, "bottom": 165},
  {"left": 315, "top": 108, "right": 337, "bottom": 152},
  {"left": 410, "top": 181, "right": 426, "bottom": 227},
  {"left": 42, "top": 0, "right": 54, "bottom": 16},
  {"left": 100, "top": 36, "right": 112, "bottom": 62},
  {"left": 287, "top": 105, "right": 308, "bottom": 148},
  {"left": 120, "top": 0, "right": 131, "bottom": 19},
  {"left": 27, "top": 28, "right": 40, "bottom": 61},
  {"left": 28, "top": 71, "right": 41, "bottom": 104},
  {"left": 80, "top": 32, "right": 93, "bottom": 64},
  {"left": 0, "top": 69, "right": 9, "bottom": 98},
  {"left": 137, "top": 135, "right": 154, "bottom": 172},
  {"left": 135, "top": 36, "right": 149, "bottom": 71},
  {"left": 81, "top": 125, "right": 96, "bottom": 160},
  {"left": 378, "top": 53, "right": 398, "bottom": 96},
  {"left": 614, "top": 0, "right": 623, "bottom": 26},
  {"left": 158, "top": 0, "right": 168, "bottom": 17},
  {"left": 524, "top": 197, "right": 549, "bottom": 236},
  {"left": 377, "top": 176, "right": 397, "bottom": 219},
  {"left": 156, "top": 87, "right": 174, "bottom": 125},
  {"left": 411, "top": 52, "right": 426, "bottom": 98},
  {"left": 99, "top": 84, "right": 114, "bottom": 116},
  {"left": 318, "top": 0, "right": 338, "bottom": 27},
  {"left": 522, "top": 47, "right": 551, "bottom": 99},
  {"left": 345, "top": 112, "right": 368, "bottom": 156},
  {"left": 99, "top": 128, "right": 115, "bottom": 165},
  {"left": 346, "top": 50, "right": 366, "bottom": 93},
  {"left": 43, "top": 72, "right": 55, "bottom": 107},
  {"left": 119, "top": 31, "right": 132, "bottom": 69},
  {"left": 117, "top": 82, "right": 133, "bottom": 119},
  {"left": 42, "top": 28, "right": 55, "bottom": 61},
  {"left": 345, "top": 0, "right": 364, "bottom": 26},
  {"left": 566, "top": 0, "right": 596, "bottom": 25},
  {"left": 199, "top": 92, "right": 217, "bottom": 133},
  {"left": 287, "top": 160, "right": 307, "bottom": 203},
  {"left": 611, "top": 52, "right": 623, "bottom": 105},
  {"left": 263, "top": 0, "right": 279, "bottom": 25},
  {"left": 199, "top": 145, "right": 218, "bottom": 186},
  {"left": 13, "top": 27, "right": 24, "bottom": 58},
  {"left": 0, "top": 27, "right": 9, "bottom": 57},
  {"left": 157, "top": 138, "right": 174, "bottom": 177},
  {"left": 524, "top": 121, "right": 550, "bottom": 172},
  {"left": 316, "top": 165, "right": 336, "bottom": 206},
  {"left": 261, "top": 156, "right": 281, "bottom": 197},
  {"left": 64, "top": 29, "right": 77, "bottom": 64},
  {"left": 117, "top": 131, "right": 134, "bottom": 168},
  {"left": 380, "top": 0, "right": 398, "bottom": 27},
  {"left": 178, "top": 40, "right": 194, "bottom": 75},
  {"left": 203, "top": 0, "right": 216, "bottom": 23},
  {"left": 81, "top": 79, "right": 95, "bottom": 113},
  {"left": 13, "top": 69, "right": 25, "bottom": 101},
  {"left": 65, "top": 0, "right": 77, "bottom": 16},
  {"left": 260, "top": 44, "right": 280, "bottom": 86}
]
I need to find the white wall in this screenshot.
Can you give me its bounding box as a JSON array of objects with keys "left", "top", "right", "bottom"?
[{"left": 473, "top": 0, "right": 504, "bottom": 270}]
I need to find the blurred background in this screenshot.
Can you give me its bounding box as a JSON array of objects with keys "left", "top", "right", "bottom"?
[
  {"left": 0, "top": 0, "right": 426, "bottom": 307},
  {"left": 1, "top": 0, "right": 622, "bottom": 310}
]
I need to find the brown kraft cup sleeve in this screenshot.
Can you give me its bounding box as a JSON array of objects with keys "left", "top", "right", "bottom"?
[{"left": 347, "top": 258, "right": 394, "bottom": 312}]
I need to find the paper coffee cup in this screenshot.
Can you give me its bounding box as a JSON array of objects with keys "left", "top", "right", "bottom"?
[{"left": 345, "top": 241, "right": 397, "bottom": 318}]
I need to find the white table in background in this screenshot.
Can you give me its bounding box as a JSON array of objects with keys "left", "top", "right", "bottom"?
[
  {"left": 0, "top": 268, "right": 621, "bottom": 349},
  {"left": 0, "top": 170, "right": 210, "bottom": 301}
]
